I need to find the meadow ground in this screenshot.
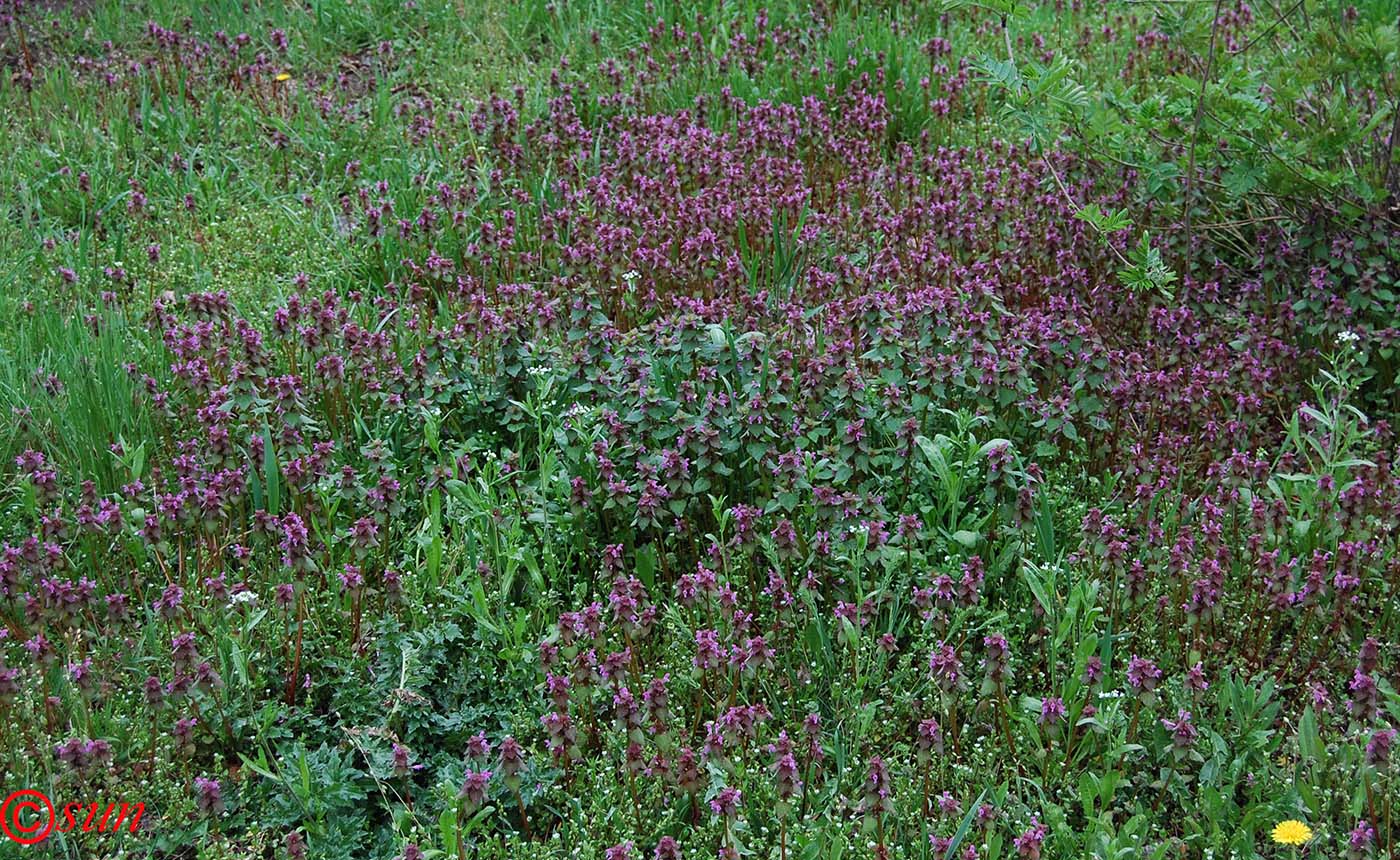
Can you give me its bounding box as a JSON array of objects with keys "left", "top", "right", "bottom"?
[{"left": 0, "top": 0, "right": 1398, "bottom": 858}]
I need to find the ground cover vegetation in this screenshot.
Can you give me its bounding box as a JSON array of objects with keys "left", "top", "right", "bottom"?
[{"left": 1, "top": 0, "right": 1399, "bottom": 858}]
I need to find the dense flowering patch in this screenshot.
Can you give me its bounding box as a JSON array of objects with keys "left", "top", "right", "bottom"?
[{"left": 1, "top": 0, "right": 1398, "bottom": 859}]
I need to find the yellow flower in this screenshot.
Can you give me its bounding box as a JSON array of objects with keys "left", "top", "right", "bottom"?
[
  {"left": 274, "top": 73, "right": 291, "bottom": 82},
  {"left": 1271, "top": 820, "right": 1312, "bottom": 846}
]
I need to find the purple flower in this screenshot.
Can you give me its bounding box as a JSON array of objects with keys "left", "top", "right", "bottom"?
[
  {"left": 709, "top": 786, "right": 742, "bottom": 819},
  {"left": 466, "top": 731, "right": 492, "bottom": 760},
  {"left": 458, "top": 769, "right": 492, "bottom": 810},
  {"left": 194, "top": 777, "right": 224, "bottom": 815},
  {"left": 653, "top": 836, "right": 682, "bottom": 860},
  {"left": 1161, "top": 709, "right": 1198, "bottom": 755},
  {"left": 55, "top": 738, "right": 86, "bottom": 771},
  {"left": 1184, "top": 661, "right": 1209, "bottom": 693},
  {"left": 392, "top": 743, "right": 414, "bottom": 778},
  {"left": 929, "top": 641, "right": 964, "bottom": 692},
  {"left": 1348, "top": 671, "right": 1380, "bottom": 724},
  {"left": 499, "top": 736, "right": 526, "bottom": 784},
  {"left": 980, "top": 634, "right": 1012, "bottom": 690},
  {"left": 916, "top": 717, "right": 944, "bottom": 759},
  {"left": 1364, "top": 728, "right": 1395, "bottom": 767},
  {"left": 1039, "top": 696, "right": 1067, "bottom": 727},
  {"left": 1126, "top": 654, "right": 1163, "bottom": 702},
  {"left": 1357, "top": 638, "right": 1381, "bottom": 674},
  {"left": 860, "top": 755, "right": 892, "bottom": 816},
  {"left": 1014, "top": 816, "right": 1047, "bottom": 860},
  {"left": 937, "top": 791, "right": 961, "bottom": 817},
  {"left": 1347, "top": 820, "right": 1375, "bottom": 859},
  {"left": 173, "top": 717, "right": 198, "bottom": 756}
]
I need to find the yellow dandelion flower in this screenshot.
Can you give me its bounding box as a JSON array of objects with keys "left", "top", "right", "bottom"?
[
  {"left": 274, "top": 73, "right": 291, "bottom": 82},
  {"left": 1271, "top": 820, "right": 1312, "bottom": 846}
]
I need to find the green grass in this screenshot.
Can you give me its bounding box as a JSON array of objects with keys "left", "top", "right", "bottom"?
[{"left": 0, "top": 307, "right": 161, "bottom": 487}]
